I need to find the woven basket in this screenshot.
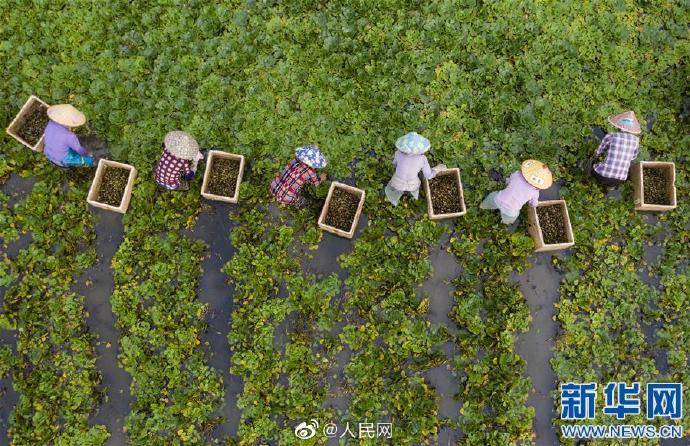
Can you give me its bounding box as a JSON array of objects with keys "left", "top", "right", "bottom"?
[
  {"left": 631, "top": 161, "right": 677, "bottom": 212},
  {"left": 6, "top": 95, "right": 50, "bottom": 152},
  {"left": 86, "top": 159, "right": 137, "bottom": 214},
  {"left": 527, "top": 200, "right": 575, "bottom": 253},
  {"left": 318, "top": 182, "right": 366, "bottom": 239},
  {"left": 200, "top": 150, "right": 245, "bottom": 204}
]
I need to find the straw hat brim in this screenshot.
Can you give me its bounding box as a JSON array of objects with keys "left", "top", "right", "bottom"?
[
  {"left": 295, "top": 146, "right": 327, "bottom": 169},
  {"left": 395, "top": 144, "right": 430, "bottom": 155},
  {"left": 164, "top": 131, "right": 200, "bottom": 160},
  {"left": 47, "top": 105, "right": 86, "bottom": 127},
  {"left": 521, "top": 160, "right": 553, "bottom": 190},
  {"left": 608, "top": 115, "right": 641, "bottom": 134}
]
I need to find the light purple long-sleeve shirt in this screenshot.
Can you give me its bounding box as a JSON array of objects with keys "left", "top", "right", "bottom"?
[
  {"left": 495, "top": 171, "right": 540, "bottom": 214},
  {"left": 389, "top": 150, "right": 436, "bottom": 191},
  {"left": 43, "top": 120, "right": 88, "bottom": 166}
]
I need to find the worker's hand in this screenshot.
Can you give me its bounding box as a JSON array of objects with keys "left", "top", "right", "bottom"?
[
  {"left": 319, "top": 172, "right": 327, "bottom": 182},
  {"left": 488, "top": 168, "right": 504, "bottom": 182},
  {"left": 194, "top": 151, "right": 204, "bottom": 163},
  {"left": 432, "top": 164, "right": 447, "bottom": 174}
]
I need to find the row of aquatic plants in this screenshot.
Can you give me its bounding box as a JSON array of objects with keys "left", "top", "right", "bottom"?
[
  {"left": 110, "top": 232, "right": 224, "bottom": 444},
  {"left": 107, "top": 160, "right": 226, "bottom": 444},
  {"left": 223, "top": 160, "right": 342, "bottom": 444},
  {"left": 338, "top": 208, "right": 446, "bottom": 444},
  {"left": 449, "top": 208, "right": 534, "bottom": 445},
  {"left": 655, "top": 193, "right": 690, "bottom": 436},
  {"left": 550, "top": 176, "right": 663, "bottom": 445},
  {"left": 0, "top": 149, "right": 109, "bottom": 445}
]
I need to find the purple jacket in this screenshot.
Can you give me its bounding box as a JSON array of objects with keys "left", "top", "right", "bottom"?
[
  {"left": 389, "top": 150, "right": 436, "bottom": 191},
  {"left": 495, "top": 171, "right": 540, "bottom": 214},
  {"left": 43, "top": 120, "right": 88, "bottom": 166}
]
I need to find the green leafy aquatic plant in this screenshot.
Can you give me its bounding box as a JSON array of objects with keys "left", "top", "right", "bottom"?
[
  {"left": 0, "top": 0, "right": 688, "bottom": 444},
  {"left": 0, "top": 155, "right": 108, "bottom": 445}
]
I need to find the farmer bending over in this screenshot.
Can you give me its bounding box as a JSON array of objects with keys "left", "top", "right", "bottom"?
[
  {"left": 589, "top": 111, "right": 640, "bottom": 187},
  {"left": 43, "top": 104, "right": 94, "bottom": 167},
  {"left": 270, "top": 145, "right": 327, "bottom": 206},
  {"left": 153, "top": 131, "right": 204, "bottom": 191},
  {"left": 384, "top": 132, "right": 445, "bottom": 206},
  {"left": 480, "top": 160, "right": 552, "bottom": 225}
]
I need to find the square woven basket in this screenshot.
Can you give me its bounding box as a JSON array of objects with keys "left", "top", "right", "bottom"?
[
  {"left": 631, "top": 161, "right": 677, "bottom": 212},
  {"left": 423, "top": 168, "right": 466, "bottom": 220},
  {"left": 200, "top": 150, "right": 245, "bottom": 204},
  {"left": 87, "top": 159, "right": 137, "bottom": 214},
  {"left": 6, "top": 95, "right": 50, "bottom": 152},
  {"left": 527, "top": 199, "right": 575, "bottom": 253},
  {"left": 318, "top": 181, "right": 366, "bottom": 239}
]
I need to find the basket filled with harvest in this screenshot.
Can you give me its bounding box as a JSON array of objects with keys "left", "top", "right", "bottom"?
[
  {"left": 631, "top": 161, "right": 677, "bottom": 212},
  {"left": 528, "top": 200, "right": 575, "bottom": 252},
  {"left": 318, "top": 181, "right": 366, "bottom": 239},
  {"left": 201, "top": 150, "right": 245, "bottom": 204},
  {"left": 424, "top": 168, "right": 466, "bottom": 220},
  {"left": 87, "top": 159, "right": 137, "bottom": 214},
  {"left": 6, "top": 95, "right": 50, "bottom": 152}
]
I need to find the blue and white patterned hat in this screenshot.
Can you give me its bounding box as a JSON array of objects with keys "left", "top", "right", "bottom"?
[
  {"left": 395, "top": 132, "right": 430, "bottom": 155},
  {"left": 295, "top": 144, "right": 327, "bottom": 169}
]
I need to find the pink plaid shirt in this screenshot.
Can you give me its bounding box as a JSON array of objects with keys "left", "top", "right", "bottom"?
[
  {"left": 270, "top": 158, "right": 322, "bottom": 204},
  {"left": 153, "top": 149, "right": 192, "bottom": 189},
  {"left": 593, "top": 132, "right": 639, "bottom": 181}
]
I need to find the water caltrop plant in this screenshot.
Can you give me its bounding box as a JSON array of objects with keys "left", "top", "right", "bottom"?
[{"left": 0, "top": 0, "right": 688, "bottom": 445}]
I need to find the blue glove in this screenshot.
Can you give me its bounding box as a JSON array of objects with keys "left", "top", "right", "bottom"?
[{"left": 182, "top": 170, "right": 195, "bottom": 181}]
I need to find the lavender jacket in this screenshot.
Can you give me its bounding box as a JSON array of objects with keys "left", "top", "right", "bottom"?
[
  {"left": 43, "top": 120, "right": 88, "bottom": 166},
  {"left": 494, "top": 171, "right": 540, "bottom": 215},
  {"left": 389, "top": 150, "right": 436, "bottom": 191}
]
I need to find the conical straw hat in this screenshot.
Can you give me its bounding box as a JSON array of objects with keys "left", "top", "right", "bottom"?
[
  {"left": 395, "top": 132, "right": 430, "bottom": 155},
  {"left": 164, "top": 131, "right": 200, "bottom": 160},
  {"left": 295, "top": 145, "right": 327, "bottom": 168},
  {"left": 47, "top": 104, "right": 86, "bottom": 128},
  {"left": 608, "top": 111, "right": 641, "bottom": 134},
  {"left": 521, "top": 159, "right": 553, "bottom": 190}
]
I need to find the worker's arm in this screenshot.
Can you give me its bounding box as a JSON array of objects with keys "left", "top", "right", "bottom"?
[
  {"left": 67, "top": 132, "right": 89, "bottom": 156},
  {"left": 182, "top": 160, "right": 195, "bottom": 180},
  {"left": 311, "top": 169, "right": 326, "bottom": 185},
  {"left": 421, "top": 156, "right": 435, "bottom": 179},
  {"left": 392, "top": 150, "right": 400, "bottom": 167},
  {"left": 595, "top": 134, "right": 611, "bottom": 156},
  {"left": 632, "top": 141, "right": 640, "bottom": 160},
  {"left": 191, "top": 151, "right": 204, "bottom": 172},
  {"left": 528, "top": 192, "right": 540, "bottom": 208}
]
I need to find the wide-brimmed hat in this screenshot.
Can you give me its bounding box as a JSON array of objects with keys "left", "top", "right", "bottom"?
[
  {"left": 521, "top": 159, "right": 553, "bottom": 190},
  {"left": 395, "top": 132, "right": 430, "bottom": 155},
  {"left": 47, "top": 104, "right": 86, "bottom": 128},
  {"left": 608, "top": 111, "right": 641, "bottom": 134},
  {"left": 164, "top": 131, "right": 200, "bottom": 160},
  {"left": 295, "top": 145, "right": 327, "bottom": 169}
]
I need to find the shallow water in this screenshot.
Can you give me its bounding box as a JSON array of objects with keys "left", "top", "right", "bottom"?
[
  {"left": 514, "top": 253, "right": 563, "bottom": 446},
  {"left": 73, "top": 209, "right": 131, "bottom": 446},
  {"left": 185, "top": 203, "right": 243, "bottom": 439}
]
